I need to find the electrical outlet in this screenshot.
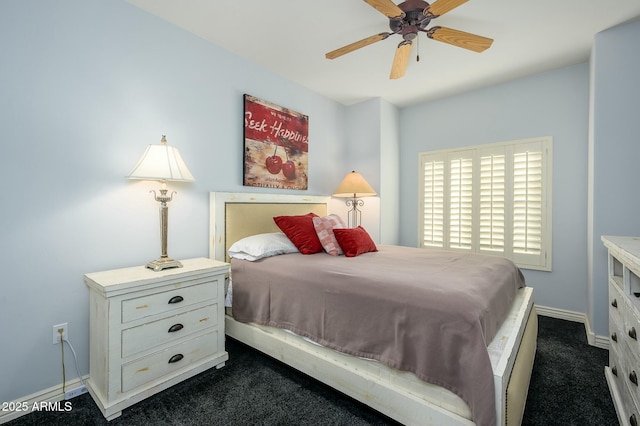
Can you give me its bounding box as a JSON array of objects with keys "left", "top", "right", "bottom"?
[{"left": 52, "top": 323, "right": 68, "bottom": 344}]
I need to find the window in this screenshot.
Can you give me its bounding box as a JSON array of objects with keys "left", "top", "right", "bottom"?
[{"left": 419, "top": 137, "right": 552, "bottom": 271}]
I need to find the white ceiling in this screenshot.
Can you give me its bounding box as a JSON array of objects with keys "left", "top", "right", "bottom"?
[{"left": 125, "top": 0, "right": 640, "bottom": 108}]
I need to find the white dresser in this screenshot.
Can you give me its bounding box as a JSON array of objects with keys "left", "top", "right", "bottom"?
[
  {"left": 84, "top": 258, "right": 229, "bottom": 420},
  {"left": 603, "top": 236, "right": 640, "bottom": 426}
]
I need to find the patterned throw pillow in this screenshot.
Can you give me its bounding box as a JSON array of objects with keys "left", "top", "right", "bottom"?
[{"left": 312, "top": 214, "right": 346, "bottom": 256}]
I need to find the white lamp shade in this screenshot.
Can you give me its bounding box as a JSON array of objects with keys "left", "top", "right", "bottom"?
[
  {"left": 126, "top": 137, "right": 194, "bottom": 182},
  {"left": 333, "top": 171, "right": 376, "bottom": 197}
]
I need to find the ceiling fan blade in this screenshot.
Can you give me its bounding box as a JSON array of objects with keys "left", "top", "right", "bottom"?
[
  {"left": 426, "top": 26, "right": 493, "bottom": 52},
  {"left": 425, "top": 0, "right": 469, "bottom": 17},
  {"left": 390, "top": 41, "right": 412, "bottom": 79},
  {"left": 363, "top": 0, "right": 405, "bottom": 18},
  {"left": 326, "top": 33, "right": 391, "bottom": 59}
]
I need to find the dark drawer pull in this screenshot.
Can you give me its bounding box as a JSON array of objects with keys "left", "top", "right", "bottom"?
[
  {"left": 612, "top": 366, "right": 618, "bottom": 376},
  {"left": 168, "top": 296, "right": 184, "bottom": 304},
  {"left": 612, "top": 332, "right": 617, "bottom": 342},
  {"left": 168, "top": 354, "right": 184, "bottom": 364},
  {"left": 630, "top": 370, "right": 638, "bottom": 386},
  {"left": 631, "top": 327, "right": 638, "bottom": 340},
  {"left": 168, "top": 323, "right": 184, "bottom": 333},
  {"left": 612, "top": 299, "right": 618, "bottom": 308},
  {"left": 632, "top": 414, "right": 638, "bottom": 426}
]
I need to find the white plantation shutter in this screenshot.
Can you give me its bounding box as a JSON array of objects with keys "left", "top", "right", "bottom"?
[
  {"left": 479, "top": 149, "right": 506, "bottom": 253},
  {"left": 419, "top": 137, "right": 552, "bottom": 271},
  {"left": 512, "top": 142, "right": 545, "bottom": 267},
  {"left": 449, "top": 155, "right": 473, "bottom": 250},
  {"left": 421, "top": 157, "right": 444, "bottom": 247}
]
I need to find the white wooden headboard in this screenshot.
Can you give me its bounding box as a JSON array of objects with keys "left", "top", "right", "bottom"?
[{"left": 209, "top": 192, "right": 331, "bottom": 262}]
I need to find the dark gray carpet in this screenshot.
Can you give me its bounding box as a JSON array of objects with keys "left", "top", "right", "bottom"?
[
  {"left": 521, "top": 316, "right": 616, "bottom": 426},
  {"left": 7, "top": 316, "right": 616, "bottom": 425}
]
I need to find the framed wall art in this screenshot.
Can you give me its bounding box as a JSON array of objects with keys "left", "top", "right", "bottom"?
[{"left": 243, "top": 94, "right": 309, "bottom": 190}]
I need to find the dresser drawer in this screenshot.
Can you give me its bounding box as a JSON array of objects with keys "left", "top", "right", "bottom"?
[
  {"left": 610, "top": 281, "right": 624, "bottom": 328},
  {"left": 611, "top": 314, "right": 625, "bottom": 354},
  {"left": 121, "top": 279, "right": 217, "bottom": 323},
  {"left": 619, "top": 373, "right": 640, "bottom": 426},
  {"left": 623, "top": 304, "right": 640, "bottom": 355},
  {"left": 629, "top": 395, "right": 640, "bottom": 426},
  {"left": 121, "top": 330, "right": 219, "bottom": 393},
  {"left": 623, "top": 367, "right": 640, "bottom": 426},
  {"left": 122, "top": 304, "right": 218, "bottom": 358},
  {"left": 623, "top": 343, "right": 640, "bottom": 410},
  {"left": 610, "top": 343, "right": 625, "bottom": 391}
]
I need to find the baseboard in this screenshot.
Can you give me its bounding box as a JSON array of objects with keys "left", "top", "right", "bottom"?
[
  {"left": 0, "top": 376, "right": 88, "bottom": 425},
  {"left": 535, "top": 305, "right": 609, "bottom": 350}
]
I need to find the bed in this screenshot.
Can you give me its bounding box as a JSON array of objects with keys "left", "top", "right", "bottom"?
[{"left": 209, "top": 192, "right": 537, "bottom": 426}]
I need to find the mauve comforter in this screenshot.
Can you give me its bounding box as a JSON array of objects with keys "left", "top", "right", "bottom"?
[{"left": 231, "top": 245, "right": 525, "bottom": 426}]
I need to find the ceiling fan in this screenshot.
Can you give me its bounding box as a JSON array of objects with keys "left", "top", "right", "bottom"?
[{"left": 326, "top": 0, "right": 493, "bottom": 79}]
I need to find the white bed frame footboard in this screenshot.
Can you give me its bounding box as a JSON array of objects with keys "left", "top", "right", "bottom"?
[
  {"left": 226, "top": 315, "right": 474, "bottom": 425},
  {"left": 225, "top": 290, "right": 534, "bottom": 426},
  {"left": 210, "top": 192, "right": 537, "bottom": 426}
]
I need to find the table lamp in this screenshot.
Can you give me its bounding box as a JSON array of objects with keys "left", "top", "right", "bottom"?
[
  {"left": 126, "top": 135, "right": 194, "bottom": 271},
  {"left": 333, "top": 171, "right": 377, "bottom": 228}
]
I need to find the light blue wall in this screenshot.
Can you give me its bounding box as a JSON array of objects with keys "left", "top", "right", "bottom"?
[
  {"left": 590, "top": 20, "right": 640, "bottom": 336},
  {"left": 0, "top": 0, "right": 348, "bottom": 402},
  {"left": 345, "top": 99, "right": 382, "bottom": 190},
  {"left": 380, "top": 99, "right": 400, "bottom": 245},
  {"left": 399, "top": 64, "right": 590, "bottom": 314},
  {"left": 344, "top": 98, "right": 400, "bottom": 243}
]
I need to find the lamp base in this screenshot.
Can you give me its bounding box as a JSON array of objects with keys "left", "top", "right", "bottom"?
[{"left": 145, "top": 257, "right": 183, "bottom": 272}]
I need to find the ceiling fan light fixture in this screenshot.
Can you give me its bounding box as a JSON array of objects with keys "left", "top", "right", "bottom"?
[{"left": 402, "top": 26, "right": 419, "bottom": 41}]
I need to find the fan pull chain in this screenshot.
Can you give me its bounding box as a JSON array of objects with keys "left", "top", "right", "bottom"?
[{"left": 416, "top": 35, "right": 420, "bottom": 62}]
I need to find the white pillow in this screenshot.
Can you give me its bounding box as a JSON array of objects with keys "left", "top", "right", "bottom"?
[{"left": 228, "top": 232, "right": 299, "bottom": 261}]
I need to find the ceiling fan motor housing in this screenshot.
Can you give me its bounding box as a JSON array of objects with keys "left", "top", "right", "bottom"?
[{"left": 389, "top": 0, "right": 432, "bottom": 40}]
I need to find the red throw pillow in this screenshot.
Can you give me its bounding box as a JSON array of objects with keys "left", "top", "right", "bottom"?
[
  {"left": 333, "top": 226, "right": 378, "bottom": 257},
  {"left": 273, "top": 213, "right": 323, "bottom": 254}
]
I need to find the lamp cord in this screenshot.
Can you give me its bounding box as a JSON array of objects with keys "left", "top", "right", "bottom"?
[
  {"left": 63, "top": 337, "right": 86, "bottom": 386},
  {"left": 59, "top": 329, "right": 86, "bottom": 396}
]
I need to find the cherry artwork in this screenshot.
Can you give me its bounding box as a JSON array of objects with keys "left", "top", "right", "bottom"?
[
  {"left": 265, "top": 144, "right": 296, "bottom": 179},
  {"left": 282, "top": 149, "right": 296, "bottom": 179},
  {"left": 266, "top": 144, "right": 283, "bottom": 174}
]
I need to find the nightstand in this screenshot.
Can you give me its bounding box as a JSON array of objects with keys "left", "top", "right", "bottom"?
[{"left": 84, "top": 258, "right": 229, "bottom": 420}]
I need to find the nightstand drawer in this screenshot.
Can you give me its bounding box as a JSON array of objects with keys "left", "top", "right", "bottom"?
[
  {"left": 121, "top": 330, "right": 219, "bottom": 393},
  {"left": 122, "top": 304, "right": 218, "bottom": 358},
  {"left": 121, "top": 280, "right": 217, "bottom": 323}
]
